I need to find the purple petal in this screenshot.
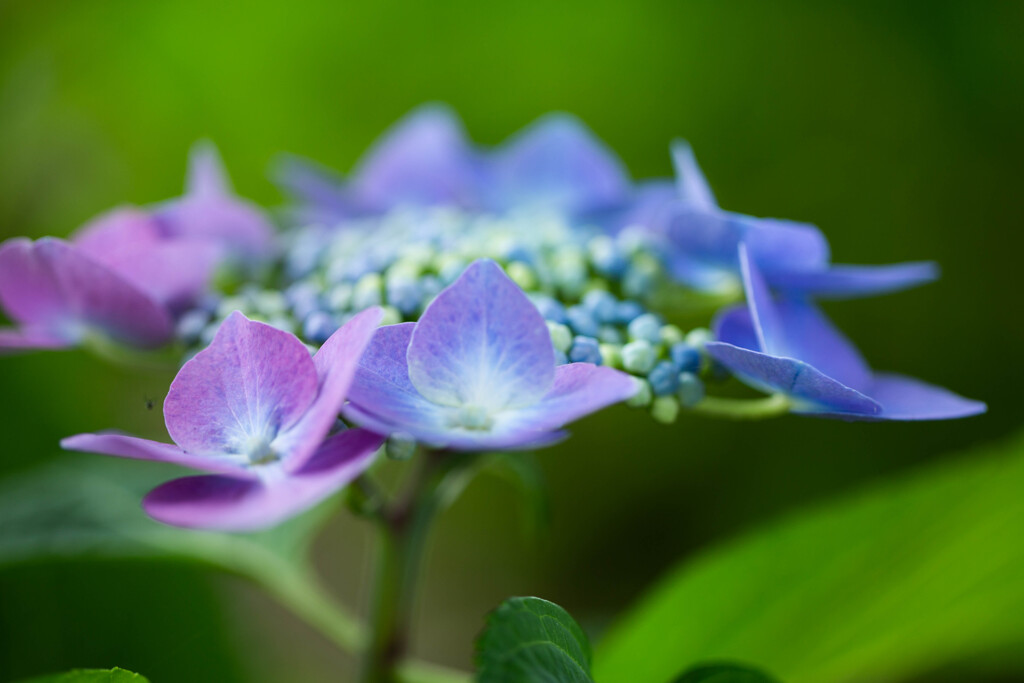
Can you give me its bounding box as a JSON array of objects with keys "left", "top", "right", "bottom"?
[
  {"left": 164, "top": 312, "right": 319, "bottom": 457},
  {"left": 0, "top": 327, "right": 72, "bottom": 352},
  {"left": 737, "top": 243, "right": 785, "bottom": 354},
  {"left": 617, "top": 180, "right": 678, "bottom": 233},
  {"left": 0, "top": 238, "right": 173, "bottom": 348},
  {"left": 143, "top": 429, "right": 383, "bottom": 531},
  {"left": 489, "top": 113, "right": 630, "bottom": 214},
  {"left": 502, "top": 363, "right": 638, "bottom": 432},
  {"left": 344, "top": 322, "right": 452, "bottom": 436},
  {"left": 705, "top": 341, "right": 881, "bottom": 415},
  {"left": 407, "top": 259, "right": 555, "bottom": 410},
  {"left": 670, "top": 141, "right": 717, "bottom": 210},
  {"left": 156, "top": 195, "right": 276, "bottom": 259},
  {"left": 736, "top": 246, "right": 873, "bottom": 392},
  {"left": 278, "top": 306, "right": 383, "bottom": 472},
  {"left": 60, "top": 432, "right": 256, "bottom": 478},
  {"left": 811, "top": 373, "right": 986, "bottom": 421},
  {"left": 72, "top": 208, "right": 221, "bottom": 309},
  {"left": 350, "top": 104, "right": 481, "bottom": 211},
  {"left": 185, "top": 141, "right": 233, "bottom": 197},
  {"left": 711, "top": 305, "right": 761, "bottom": 353},
  {"left": 765, "top": 262, "right": 939, "bottom": 299},
  {"left": 273, "top": 154, "right": 352, "bottom": 225},
  {"left": 745, "top": 218, "right": 830, "bottom": 276}
]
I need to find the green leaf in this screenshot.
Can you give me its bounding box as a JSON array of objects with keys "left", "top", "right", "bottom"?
[
  {"left": 672, "top": 663, "right": 780, "bottom": 683},
  {"left": 594, "top": 431, "right": 1024, "bottom": 683},
  {"left": 0, "top": 456, "right": 365, "bottom": 650},
  {"left": 18, "top": 667, "right": 149, "bottom": 682},
  {"left": 476, "top": 596, "right": 594, "bottom": 683}
]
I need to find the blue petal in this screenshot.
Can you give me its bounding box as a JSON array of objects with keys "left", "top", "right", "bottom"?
[
  {"left": 407, "top": 259, "right": 555, "bottom": 411},
  {"left": 488, "top": 113, "right": 630, "bottom": 215},
  {"left": 350, "top": 104, "right": 482, "bottom": 211},
  {"left": 811, "top": 373, "right": 987, "bottom": 421},
  {"left": 705, "top": 341, "right": 881, "bottom": 415},
  {"left": 765, "top": 262, "right": 939, "bottom": 299},
  {"left": 670, "top": 140, "right": 717, "bottom": 210}
]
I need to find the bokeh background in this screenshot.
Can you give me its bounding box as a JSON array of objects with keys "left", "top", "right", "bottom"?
[{"left": 1, "top": 1, "right": 1022, "bottom": 681}]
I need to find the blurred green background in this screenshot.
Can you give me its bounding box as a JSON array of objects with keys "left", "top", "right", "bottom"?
[{"left": 1, "top": 0, "right": 1022, "bottom": 681}]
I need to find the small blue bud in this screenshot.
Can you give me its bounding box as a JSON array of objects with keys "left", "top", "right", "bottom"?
[
  {"left": 627, "top": 313, "right": 663, "bottom": 344},
  {"left": 553, "top": 349, "right": 569, "bottom": 365},
  {"left": 419, "top": 274, "right": 443, "bottom": 303},
  {"left": 648, "top": 360, "right": 681, "bottom": 396},
  {"left": 302, "top": 311, "right": 340, "bottom": 344},
  {"left": 568, "top": 335, "right": 602, "bottom": 365},
  {"left": 670, "top": 342, "right": 702, "bottom": 373},
  {"left": 614, "top": 300, "right": 645, "bottom": 325},
  {"left": 677, "top": 372, "right": 705, "bottom": 407},
  {"left": 588, "top": 235, "right": 628, "bottom": 277},
  {"left": 530, "top": 294, "right": 568, "bottom": 325},
  {"left": 386, "top": 276, "right": 421, "bottom": 315},
  {"left": 621, "top": 340, "right": 657, "bottom": 374},
  {"left": 598, "top": 325, "right": 624, "bottom": 345},
  {"left": 582, "top": 289, "right": 618, "bottom": 324},
  {"left": 566, "top": 305, "right": 600, "bottom": 338},
  {"left": 285, "top": 281, "right": 323, "bottom": 320}
]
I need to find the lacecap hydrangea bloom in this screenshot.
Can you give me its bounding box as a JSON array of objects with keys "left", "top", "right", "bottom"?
[{"left": 1, "top": 104, "right": 984, "bottom": 506}]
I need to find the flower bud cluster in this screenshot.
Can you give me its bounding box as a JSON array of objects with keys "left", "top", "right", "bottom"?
[{"left": 175, "top": 206, "right": 722, "bottom": 422}]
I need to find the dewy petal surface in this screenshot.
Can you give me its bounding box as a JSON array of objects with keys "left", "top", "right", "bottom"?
[
  {"left": 279, "top": 306, "right": 383, "bottom": 472},
  {"left": 61, "top": 432, "right": 256, "bottom": 478},
  {"left": 489, "top": 113, "right": 630, "bottom": 214},
  {"left": 350, "top": 104, "right": 481, "bottom": 211},
  {"left": 143, "top": 429, "right": 383, "bottom": 531},
  {"left": 764, "top": 261, "right": 939, "bottom": 299},
  {"left": 705, "top": 341, "right": 881, "bottom": 415},
  {"left": 0, "top": 238, "right": 174, "bottom": 348},
  {"left": 407, "top": 259, "right": 555, "bottom": 410},
  {"left": 164, "top": 312, "right": 319, "bottom": 457}
]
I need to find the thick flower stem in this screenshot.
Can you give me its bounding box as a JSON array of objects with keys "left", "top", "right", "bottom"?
[{"left": 361, "top": 451, "right": 449, "bottom": 683}]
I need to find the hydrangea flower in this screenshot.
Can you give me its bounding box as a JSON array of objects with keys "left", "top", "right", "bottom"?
[
  {"left": 0, "top": 237, "right": 178, "bottom": 351},
  {"left": 343, "top": 259, "right": 638, "bottom": 450},
  {"left": 276, "top": 105, "right": 631, "bottom": 224},
  {"left": 61, "top": 308, "right": 384, "bottom": 530},
  {"left": 156, "top": 141, "right": 277, "bottom": 260},
  {"left": 704, "top": 245, "right": 985, "bottom": 420},
  {"left": 635, "top": 141, "right": 938, "bottom": 299}
]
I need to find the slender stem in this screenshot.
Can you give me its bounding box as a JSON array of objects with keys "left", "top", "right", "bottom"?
[
  {"left": 690, "top": 393, "right": 793, "bottom": 420},
  {"left": 361, "top": 451, "right": 449, "bottom": 683}
]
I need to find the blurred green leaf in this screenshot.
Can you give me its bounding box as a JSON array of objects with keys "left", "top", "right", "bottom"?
[
  {"left": 0, "top": 456, "right": 365, "bottom": 650},
  {"left": 672, "top": 663, "right": 779, "bottom": 683},
  {"left": 476, "top": 596, "right": 593, "bottom": 683},
  {"left": 19, "top": 668, "right": 148, "bottom": 682},
  {"left": 594, "top": 432, "right": 1024, "bottom": 683}
]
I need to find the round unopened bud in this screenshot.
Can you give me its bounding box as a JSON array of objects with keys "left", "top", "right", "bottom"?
[
  {"left": 547, "top": 322, "right": 573, "bottom": 353},
  {"left": 599, "top": 343, "right": 623, "bottom": 368},
  {"left": 622, "top": 340, "right": 657, "bottom": 374},
  {"left": 677, "top": 372, "right": 705, "bottom": 407},
  {"left": 651, "top": 395, "right": 680, "bottom": 424},
  {"left": 506, "top": 261, "right": 538, "bottom": 291},
  {"left": 648, "top": 360, "right": 681, "bottom": 396},
  {"left": 627, "top": 314, "right": 663, "bottom": 344},
  {"left": 568, "top": 336, "right": 602, "bottom": 365}
]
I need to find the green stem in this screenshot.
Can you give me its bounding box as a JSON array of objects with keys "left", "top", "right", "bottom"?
[
  {"left": 362, "top": 451, "right": 449, "bottom": 683},
  {"left": 690, "top": 393, "right": 793, "bottom": 420}
]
